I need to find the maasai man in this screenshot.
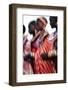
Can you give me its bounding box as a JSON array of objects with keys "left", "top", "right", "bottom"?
[
  {"left": 27, "top": 18, "right": 48, "bottom": 73},
  {"left": 34, "top": 17, "right": 57, "bottom": 74},
  {"left": 23, "top": 25, "right": 33, "bottom": 74}
]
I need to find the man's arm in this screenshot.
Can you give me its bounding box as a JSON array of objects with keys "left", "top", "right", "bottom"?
[{"left": 41, "top": 49, "right": 57, "bottom": 60}]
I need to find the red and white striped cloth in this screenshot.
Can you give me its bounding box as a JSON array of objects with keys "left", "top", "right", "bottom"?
[{"left": 34, "top": 36, "right": 56, "bottom": 74}]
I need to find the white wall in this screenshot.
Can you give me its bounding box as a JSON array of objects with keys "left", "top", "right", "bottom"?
[{"left": 0, "top": 0, "right": 68, "bottom": 90}]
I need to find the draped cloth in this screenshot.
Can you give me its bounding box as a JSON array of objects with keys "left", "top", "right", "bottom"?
[
  {"left": 23, "top": 60, "right": 33, "bottom": 74},
  {"left": 34, "top": 36, "right": 56, "bottom": 74},
  {"left": 23, "top": 36, "right": 33, "bottom": 74}
]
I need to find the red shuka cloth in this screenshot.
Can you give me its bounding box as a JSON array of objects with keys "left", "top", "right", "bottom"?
[{"left": 34, "top": 37, "right": 56, "bottom": 74}]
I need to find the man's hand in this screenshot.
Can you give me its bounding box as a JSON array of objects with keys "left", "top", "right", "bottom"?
[
  {"left": 41, "top": 49, "right": 57, "bottom": 60},
  {"left": 41, "top": 53, "right": 48, "bottom": 60}
]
